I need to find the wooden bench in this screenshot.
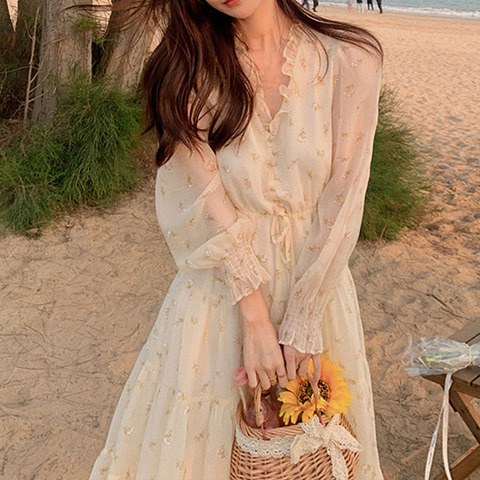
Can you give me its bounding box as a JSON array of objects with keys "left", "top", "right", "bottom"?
[{"left": 424, "top": 319, "right": 480, "bottom": 480}]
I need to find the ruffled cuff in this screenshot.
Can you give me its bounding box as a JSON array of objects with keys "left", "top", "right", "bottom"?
[
  {"left": 223, "top": 242, "right": 271, "bottom": 305},
  {"left": 278, "top": 296, "right": 324, "bottom": 355}
]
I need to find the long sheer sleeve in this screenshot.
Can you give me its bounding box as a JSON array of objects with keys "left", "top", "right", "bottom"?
[
  {"left": 155, "top": 139, "right": 271, "bottom": 305},
  {"left": 278, "top": 44, "right": 382, "bottom": 354}
]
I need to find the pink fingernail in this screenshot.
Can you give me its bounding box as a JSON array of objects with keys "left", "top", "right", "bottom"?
[{"left": 233, "top": 367, "right": 248, "bottom": 387}]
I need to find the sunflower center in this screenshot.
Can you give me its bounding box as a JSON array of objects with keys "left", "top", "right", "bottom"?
[
  {"left": 318, "top": 378, "right": 331, "bottom": 402},
  {"left": 298, "top": 381, "right": 314, "bottom": 404},
  {"left": 297, "top": 379, "right": 331, "bottom": 405}
]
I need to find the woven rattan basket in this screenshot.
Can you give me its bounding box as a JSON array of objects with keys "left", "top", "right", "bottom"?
[{"left": 230, "top": 384, "right": 360, "bottom": 480}]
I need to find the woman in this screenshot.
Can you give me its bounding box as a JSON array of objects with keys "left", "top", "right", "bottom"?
[{"left": 88, "top": 0, "right": 384, "bottom": 478}]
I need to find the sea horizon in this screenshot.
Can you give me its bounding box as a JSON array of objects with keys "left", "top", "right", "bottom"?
[{"left": 317, "top": 0, "right": 480, "bottom": 20}]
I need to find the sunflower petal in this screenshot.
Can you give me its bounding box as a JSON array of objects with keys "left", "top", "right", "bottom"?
[
  {"left": 291, "top": 408, "right": 303, "bottom": 425},
  {"left": 301, "top": 406, "right": 316, "bottom": 423},
  {"left": 278, "top": 391, "right": 298, "bottom": 404}
]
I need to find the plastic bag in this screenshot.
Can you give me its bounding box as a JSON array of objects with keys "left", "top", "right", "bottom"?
[{"left": 402, "top": 335, "right": 480, "bottom": 377}]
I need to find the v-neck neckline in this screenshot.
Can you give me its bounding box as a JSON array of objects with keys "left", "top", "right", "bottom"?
[{"left": 237, "top": 23, "right": 302, "bottom": 136}]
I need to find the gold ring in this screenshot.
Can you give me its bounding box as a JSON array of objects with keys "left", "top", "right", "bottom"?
[{"left": 268, "top": 376, "right": 277, "bottom": 382}]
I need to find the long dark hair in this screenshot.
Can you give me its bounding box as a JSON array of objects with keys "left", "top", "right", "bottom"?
[{"left": 74, "top": 1, "right": 382, "bottom": 166}]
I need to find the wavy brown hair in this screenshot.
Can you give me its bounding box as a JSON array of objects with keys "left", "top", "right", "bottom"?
[{"left": 74, "top": 0, "right": 382, "bottom": 166}]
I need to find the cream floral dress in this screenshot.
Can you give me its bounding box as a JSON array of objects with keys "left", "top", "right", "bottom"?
[{"left": 90, "top": 24, "right": 383, "bottom": 480}]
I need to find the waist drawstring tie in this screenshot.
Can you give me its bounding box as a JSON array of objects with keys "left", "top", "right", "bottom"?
[{"left": 271, "top": 210, "right": 294, "bottom": 266}]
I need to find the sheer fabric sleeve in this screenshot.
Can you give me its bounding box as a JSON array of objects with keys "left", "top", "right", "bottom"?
[
  {"left": 155, "top": 139, "right": 271, "bottom": 305},
  {"left": 278, "top": 44, "right": 382, "bottom": 354}
]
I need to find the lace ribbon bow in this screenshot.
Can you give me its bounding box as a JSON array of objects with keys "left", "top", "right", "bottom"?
[{"left": 290, "top": 415, "right": 362, "bottom": 480}]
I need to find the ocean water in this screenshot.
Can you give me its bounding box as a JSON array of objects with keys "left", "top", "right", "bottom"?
[{"left": 317, "top": 0, "right": 480, "bottom": 20}]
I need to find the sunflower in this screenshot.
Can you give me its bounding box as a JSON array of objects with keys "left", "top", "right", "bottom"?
[
  {"left": 278, "top": 374, "right": 325, "bottom": 425},
  {"left": 309, "top": 357, "right": 353, "bottom": 417},
  {"left": 278, "top": 357, "right": 353, "bottom": 425}
]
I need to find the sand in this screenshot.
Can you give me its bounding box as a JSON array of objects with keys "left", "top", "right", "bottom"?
[{"left": 1, "top": 7, "right": 479, "bottom": 480}]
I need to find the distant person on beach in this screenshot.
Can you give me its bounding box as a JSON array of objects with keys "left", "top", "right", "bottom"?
[
  {"left": 376, "top": 0, "right": 383, "bottom": 13},
  {"left": 313, "top": 0, "right": 319, "bottom": 12},
  {"left": 367, "top": 0, "right": 374, "bottom": 10},
  {"left": 301, "top": 0, "right": 311, "bottom": 10},
  {"left": 356, "top": 0, "right": 364, "bottom": 12},
  {"left": 347, "top": 0, "right": 355, "bottom": 12}
]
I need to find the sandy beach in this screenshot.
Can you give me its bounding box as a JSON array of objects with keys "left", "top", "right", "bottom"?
[{"left": 1, "top": 7, "right": 479, "bottom": 480}]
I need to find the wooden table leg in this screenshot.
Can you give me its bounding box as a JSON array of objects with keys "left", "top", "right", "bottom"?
[
  {"left": 433, "top": 390, "right": 480, "bottom": 480},
  {"left": 434, "top": 445, "right": 480, "bottom": 480},
  {"left": 450, "top": 391, "right": 480, "bottom": 443}
]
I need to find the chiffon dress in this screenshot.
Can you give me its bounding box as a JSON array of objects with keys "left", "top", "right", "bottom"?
[{"left": 90, "top": 24, "right": 384, "bottom": 480}]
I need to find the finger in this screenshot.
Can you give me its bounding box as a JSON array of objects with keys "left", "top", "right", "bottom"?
[
  {"left": 257, "top": 370, "right": 271, "bottom": 391},
  {"left": 276, "top": 365, "right": 288, "bottom": 388},
  {"left": 248, "top": 369, "right": 258, "bottom": 389},
  {"left": 298, "top": 355, "right": 310, "bottom": 377},
  {"left": 284, "top": 349, "right": 297, "bottom": 380},
  {"left": 266, "top": 370, "right": 278, "bottom": 386},
  {"left": 312, "top": 354, "right": 321, "bottom": 384}
]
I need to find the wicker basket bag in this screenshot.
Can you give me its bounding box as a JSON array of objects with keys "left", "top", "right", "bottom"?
[{"left": 230, "top": 382, "right": 361, "bottom": 480}]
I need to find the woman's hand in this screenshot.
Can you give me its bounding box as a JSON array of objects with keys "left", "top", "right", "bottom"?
[
  {"left": 283, "top": 345, "right": 321, "bottom": 384},
  {"left": 238, "top": 290, "right": 288, "bottom": 390}
]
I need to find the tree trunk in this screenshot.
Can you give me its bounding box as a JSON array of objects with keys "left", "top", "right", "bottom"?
[
  {"left": 0, "top": 0, "right": 14, "bottom": 35},
  {"left": 14, "top": 0, "right": 43, "bottom": 63},
  {"left": 0, "top": 0, "right": 15, "bottom": 58},
  {"left": 99, "top": 0, "right": 155, "bottom": 93},
  {"left": 32, "top": 0, "right": 92, "bottom": 123}
]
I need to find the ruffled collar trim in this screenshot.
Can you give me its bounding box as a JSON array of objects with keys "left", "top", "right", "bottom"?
[{"left": 235, "top": 22, "right": 303, "bottom": 137}]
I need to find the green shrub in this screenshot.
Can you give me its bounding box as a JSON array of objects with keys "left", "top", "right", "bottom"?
[
  {"left": 361, "top": 87, "right": 428, "bottom": 241},
  {"left": 0, "top": 76, "right": 142, "bottom": 233},
  {"left": 55, "top": 76, "right": 142, "bottom": 205},
  {"left": 0, "top": 125, "right": 63, "bottom": 230}
]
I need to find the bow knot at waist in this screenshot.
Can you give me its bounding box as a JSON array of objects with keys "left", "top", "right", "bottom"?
[{"left": 271, "top": 209, "right": 293, "bottom": 264}]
